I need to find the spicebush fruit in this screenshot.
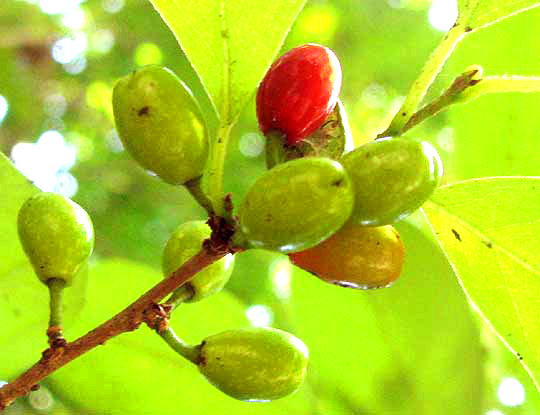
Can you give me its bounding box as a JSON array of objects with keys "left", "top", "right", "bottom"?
[
  {"left": 265, "top": 98, "right": 354, "bottom": 168},
  {"left": 17, "top": 192, "right": 94, "bottom": 285},
  {"left": 290, "top": 223, "right": 405, "bottom": 289},
  {"left": 341, "top": 138, "right": 443, "bottom": 226},
  {"left": 238, "top": 157, "right": 354, "bottom": 253},
  {"left": 256, "top": 43, "right": 342, "bottom": 145},
  {"left": 162, "top": 221, "right": 234, "bottom": 302},
  {"left": 112, "top": 66, "right": 208, "bottom": 185},
  {"left": 198, "top": 327, "right": 308, "bottom": 401}
]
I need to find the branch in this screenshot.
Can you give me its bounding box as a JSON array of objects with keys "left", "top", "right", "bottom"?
[
  {"left": 377, "top": 23, "right": 467, "bottom": 138},
  {"left": 0, "top": 242, "right": 229, "bottom": 409},
  {"left": 399, "top": 73, "right": 540, "bottom": 135}
]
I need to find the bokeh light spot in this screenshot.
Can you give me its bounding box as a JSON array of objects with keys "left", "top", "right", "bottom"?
[
  {"left": 102, "top": 0, "right": 124, "bottom": 13},
  {"left": 239, "top": 132, "right": 264, "bottom": 157},
  {"left": 246, "top": 305, "right": 273, "bottom": 327},
  {"left": 134, "top": 43, "right": 163, "bottom": 66},
  {"left": 11, "top": 130, "right": 78, "bottom": 196},
  {"left": 428, "top": 0, "right": 458, "bottom": 31},
  {"left": 28, "top": 386, "right": 54, "bottom": 411},
  {"left": 497, "top": 377, "right": 525, "bottom": 407},
  {"left": 40, "top": 0, "right": 83, "bottom": 15},
  {"left": 90, "top": 29, "right": 115, "bottom": 54},
  {"left": 86, "top": 81, "right": 113, "bottom": 114},
  {"left": 51, "top": 33, "right": 87, "bottom": 64},
  {"left": 64, "top": 55, "right": 87, "bottom": 74},
  {"left": 61, "top": 7, "right": 85, "bottom": 29},
  {"left": 362, "top": 83, "right": 387, "bottom": 109},
  {"left": 0, "top": 95, "right": 9, "bottom": 123},
  {"left": 296, "top": 4, "right": 339, "bottom": 43},
  {"left": 44, "top": 93, "right": 67, "bottom": 118}
]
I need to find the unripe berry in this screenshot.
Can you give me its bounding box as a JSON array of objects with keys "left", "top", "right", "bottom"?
[
  {"left": 341, "top": 137, "right": 443, "bottom": 226},
  {"left": 290, "top": 223, "right": 405, "bottom": 289},
  {"left": 256, "top": 44, "right": 342, "bottom": 145},
  {"left": 17, "top": 192, "right": 94, "bottom": 285},
  {"left": 198, "top": 327, "right": 308, "bottom": 401},
  {"left": 162, "top": 221, "right": 234, "bottom": 302},
  {"left": 238, "top": 157, "right": 354, "bottom": 253},
  {"left": 112, "top": 66, "right": 208, "bottom": 185}
]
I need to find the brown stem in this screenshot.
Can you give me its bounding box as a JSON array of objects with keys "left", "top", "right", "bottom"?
[
  {"left": 0, "top": 245, "right": 228, "bottom": 410},
  {"left": 399, "top": 69, "right": 480, "bottom": 134}
]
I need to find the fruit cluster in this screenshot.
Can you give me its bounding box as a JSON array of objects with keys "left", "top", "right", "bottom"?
[
  {"left": 248, "top": 43, "right": 443, "bottom": 289},
  {"left": 16, "top": 43, "right": 442, "bottom": 404}
]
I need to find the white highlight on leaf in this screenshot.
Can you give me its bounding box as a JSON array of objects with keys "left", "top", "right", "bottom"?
[{"left": 497, "top": 377, "right": 525, "bottom": 406}]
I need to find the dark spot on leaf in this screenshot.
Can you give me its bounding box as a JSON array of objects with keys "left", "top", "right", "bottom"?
[
  {"left": 138, "top": 106, "right": 150, "bottom": 116},
  {"left": 465, "top": 26, "right": 472, "bottom": 32},
  {"left": 331, "top": 178, "right": 343, "bottom": 186},
  {"left": 401, "top": 112, "right": 406, "bottom": 116},
  {"left": 482, "top": 240, "right": 492, "bottom": 249},
  {"left": 451, "top": 229, "right": 461, "bottom": 242}
]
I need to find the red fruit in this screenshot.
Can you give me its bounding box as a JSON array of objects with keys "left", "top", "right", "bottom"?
[{"left": 256, "top": 44, "right": 342, "bottom": 145}]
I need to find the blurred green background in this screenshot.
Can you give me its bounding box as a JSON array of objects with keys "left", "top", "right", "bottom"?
[{"left": 1, "top": 0, "right": 539, "bottom": 414}]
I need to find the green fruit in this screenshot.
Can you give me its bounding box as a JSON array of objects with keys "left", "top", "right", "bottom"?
[
  {"left": 112, "top": 66, "right": 208, "bottom": 185},
  {"left": 238, "top": 157, "right": 354, "bottom": 253},
  {"left": 290, "top": 223, "right": 405, "bottom": 289},
  {"left": 198, "top": 327, "right": 308, "bottom": 401},
  {"left": 341, "top": 137, "right": 443, "bottom": 226},
  {"left": 162, "top": 221, "right": 234, "bottom": 302},
  {"left": 17, "top": 192, "right": 94, "bottom": 285}
]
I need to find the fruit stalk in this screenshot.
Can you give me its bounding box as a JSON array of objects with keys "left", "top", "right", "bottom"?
[
  {"left": 184, "top": 177, "right": 215, "bottom": 215},
  {"left": 158, "top": 327, "right": 201, "bottom": 365},
  {"left": 46, "top": 278, "right": 66, "bottom": 347},
  {"left": 0, "top": 247, "right": 227, "bottom": 410},
  {"left": 163, "top": 284, "right": 195, "bottom": 312}
]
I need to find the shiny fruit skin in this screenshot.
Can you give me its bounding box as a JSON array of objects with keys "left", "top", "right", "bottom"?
[
  {"left": 238, "top": 157, "right": 354, "bottom": 253},
  {"left": 290, "top": 223, "right": 405, "bottom": 289},
  {"left": 341, "top": 138, "right": 443, "bottom": 226},
  {"left": 112, "top": 66, "right": 208, "bottom": 185},
  {"left": 17, "top": 192, "right": 94, "bottom": 285},
  {"left": 199, "top": 327, "right": 308, "bottom": 401},
  {"left": 162, "top": 221, "right": 234, "bottom": 302},
  {"left": 256, "top": 44, "right": 342, "bottom": 145}
]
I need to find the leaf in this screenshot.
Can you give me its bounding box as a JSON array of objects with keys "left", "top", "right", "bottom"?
[
  {"left": 443, "top": 10, "right": 540, "bottom": 180},
  {"left": 147, "top": 0, "right": 306, "bottom": 122},
  {"left": 0, "top": 153, "right": 87, "bottom": 379},
  {"left": 48, "top": 259, "right": 312, "bottom": 414},
  {"left": 458, "top": 0, "right": 540, "bottom": 30},
  {"left": 424, "top": 177, "right": 540, "bottom": 391},
  {"left": 286, "top": 211, "right": 484, "bottom": 414}
]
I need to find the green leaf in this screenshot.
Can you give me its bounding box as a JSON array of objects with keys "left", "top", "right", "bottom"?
[
  {"left": 424, "top": 177, "right": 540, "bottom": 391},
  {"left": 147, "top": 0, "right": 306, "bottom": 122},
  {"left": 0, "top": 153, "right": 87, "bottom": 379},
  {"left": 287, "top": 211, "right": 484, "bottom": 414},
  {"left": 48, "top": 259, "right": 312, "bottom": 414},
  {"left": 458, "top": 0, "right": 540, "bottom": 30}
]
